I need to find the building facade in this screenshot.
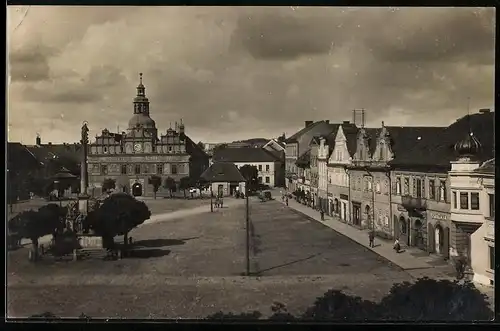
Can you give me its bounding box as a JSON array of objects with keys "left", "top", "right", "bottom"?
[
  {"left": 212, "top": 147, "right": 282, "bottom": 187},
  {"left": 449, "top": 141, "right": 494, "bottom": 286},
  {"left": 285, "top": 120, "right": 335, "bottom": 192},
  {"left": 87, "top": 74, "right": 208, "bottom": 197}
]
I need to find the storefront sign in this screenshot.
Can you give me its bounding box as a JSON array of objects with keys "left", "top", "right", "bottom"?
[
  {"left": 430, "top": 212, "right": 449, "bottom": 221},
  {"left": 340, "top": 194, "right": 349, "bottom": 200}
]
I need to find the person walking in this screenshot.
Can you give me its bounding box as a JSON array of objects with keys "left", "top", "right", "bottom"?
[
  {"left": 285, "top": 196, "right": 289, "bottom": 206},
  {"left": 369, "top": 231, "right": 375, "bottom": 248},
  {"left": 320, "top": 209, "right": 325, "bottom": 221}
]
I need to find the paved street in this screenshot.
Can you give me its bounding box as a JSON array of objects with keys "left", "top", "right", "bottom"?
[{"left": 8, "top": 197, "right": 415, "bottom": 318}]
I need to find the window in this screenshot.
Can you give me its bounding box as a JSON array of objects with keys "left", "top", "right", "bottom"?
[
  {"left": 395, "top": 177, "right": 401, "bottom": 195},
  {"left": 403, "top": 177, "right": 409, "bottom": 195},
  {"left": 157, "top": 164, "right": 163, "bottom": 175},
  {"left": 460, "top": 192, "right": 469, "bottom": 209},
  {"left": 258, "top": 165, "right": 262, "bottom": 171},
  {"left": 365, "top": 177, "right": 372, "bottom": 191},
  {"left": 375, "top": 181, "right": 381, "bottom": 193},
  {"left": 452, "top": 191, "right": 457, "bottom": 209},
  {"left": 489, "top": 246, "right": 495, "bottom": 270},
  {"left": 470, "top": 192, "right": 480, "bottom": 210},
  {"left": 135, "top": 164, "right": 141, "bottom": 174},
  {"left": 429, "top": 180, "right": 436, "bottom": 200},
  {"left": 265, "top": 176, "right": 270, "bottom": 183},
  {"left": 168, "top": 146, "right": 172, "bottom": 152},
  {"left": 258, "top": 176, "right": 262, "bottom": 183},
  {"left": 266, "top": 164, "right": 270, "bottom": 172},
  {"left": 439, "top": 180, "right": 447, "bottom": 202},
  {"left": 489, "top": 194, "right": 495, "bottom": 218},
  {"left": 103, "top": 147, "right": 108, "bottom": 153},
  {"left": 415, "top": 178, "right": 422, "bottom": 198},
  {"left": 121, "top": 164, "right": 127, "bottom": 175},
  {"left": 171, "top": 164, "right": 177, "bottom": 174},
  {"left": 101, "top": 165, "right": 108, "bottom": 175}
]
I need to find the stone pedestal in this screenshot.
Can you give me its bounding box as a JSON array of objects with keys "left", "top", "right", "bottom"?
[{"left": 78, "top": 194, "right": 90, "bottom": 215}]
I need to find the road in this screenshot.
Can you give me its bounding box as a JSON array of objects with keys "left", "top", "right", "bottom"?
[{"left": 8, "top": 197, "right": 414, "bottom": 318}]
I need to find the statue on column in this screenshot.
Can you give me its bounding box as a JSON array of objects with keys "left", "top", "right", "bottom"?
[{"left": 81, "top": 122, "right": 89, "bottom": 144}]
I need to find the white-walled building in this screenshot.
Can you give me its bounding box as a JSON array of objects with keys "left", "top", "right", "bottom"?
[
  {"left": 449, "top": 133, "right": 494, "bottom": 286},
  {"left": 212, "top": 147, "right": 282, "bottom": 187}
]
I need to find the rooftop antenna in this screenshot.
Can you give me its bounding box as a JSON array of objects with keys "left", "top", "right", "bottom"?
[{"left": 467, "top": 96, "right": 472, "bottom": 136}]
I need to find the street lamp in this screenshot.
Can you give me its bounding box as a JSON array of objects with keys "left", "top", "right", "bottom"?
[{"left": 245, "top": 180, "right": 250, "bottom": 276}]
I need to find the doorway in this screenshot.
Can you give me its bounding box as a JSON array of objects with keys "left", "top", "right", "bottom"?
[
  {"left": 352, "top": 203, "right": 361, "bottom": 226},
  {"left": 435, "top": 224, "right": 444, "bottom": 255},
  {"left": 132, "top": 183, "right": 143, "bottom": 197},
  {"left": 399, "top": 216, "right": 409, "bottom": 245},
  {"left": 217, "top": 184, "right": 224, "bottom": 197}
]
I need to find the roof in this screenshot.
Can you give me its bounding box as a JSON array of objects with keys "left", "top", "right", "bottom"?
[
  {"left": 53, "top": 167, "right": 78, "bottom": 179},
  {"left": 389, "top": 111, "right": 494, "bottom": 168},
  {"left": 296, "top": 149, "right": 311, "bottom": 167},
  {"left": 474, "top": 158, "right": 495, "bottom": 174},
  {"left": 213, "top": 147, "right": 280, "bottom": 163},
  {"left": 200, "top": 162, "right": 246, "bottom": 182},
  {"left": 342, "top": 124, "right": 359, "bottom": 156},
  {"left": 386, "top": 126, "right": 444, "bottom": 159},
  {"left": 7, "top": 142, "right": 41, "bottom": 173},
  {"left": 263, "top": 139, "right": 286, "bottom": 151},
  {"left": 285, "top": 120, "right": 328, "bottom": 143}
]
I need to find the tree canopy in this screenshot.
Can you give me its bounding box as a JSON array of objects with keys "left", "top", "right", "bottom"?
[
  {"left": 102, "top": 178, "right": 116, "bottom": 193},
  {"left": 86, "top": 193, "right": 151, "bottom": 237}
]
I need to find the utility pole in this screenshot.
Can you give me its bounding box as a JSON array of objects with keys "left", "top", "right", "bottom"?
[
  {"left": 210, "top": 179, "right": 214, "bottom": 212},
  {"left": 245, "top": 182, "right": 250, "bottom": 276}
]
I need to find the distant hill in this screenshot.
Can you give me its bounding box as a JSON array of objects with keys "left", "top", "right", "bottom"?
[{"left": 229, "top": 138, "right": 270, "bottom": 148}]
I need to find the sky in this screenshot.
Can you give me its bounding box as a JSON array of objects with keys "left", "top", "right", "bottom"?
[{"left": 7, "top": 6, "right": 495, "bottom": 145}]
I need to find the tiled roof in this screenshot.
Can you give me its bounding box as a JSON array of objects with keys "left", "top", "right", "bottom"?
[
  {"left": 386, "top": 126, "right": 444, "bottom": 160},
  {"left": 474, "top": 158, "right": 495, "bottom": 174},
  {"left": 390, "top": 111, "right": 494, "bottom": 168},
  {"left": 213, "top": 147, "right": 280, "bottom": 163},
  {"left": 200, "top": 162, "right": 246, "bottom": 182},
  {"left": 7, "top": 142, "right": 42, "bottom": 172}
]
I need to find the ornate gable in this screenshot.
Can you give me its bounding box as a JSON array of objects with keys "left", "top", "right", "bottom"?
[
  {"left": 353, "top": 128, "right": 371, "bottom": 161},
  {"left": 328, "top": 126, "right": 351, "bottom": 165},
  {"left": 372, "top": 123, "right": 394, "bottom": 162}
]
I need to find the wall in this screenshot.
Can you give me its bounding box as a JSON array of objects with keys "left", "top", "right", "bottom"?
[
  {"left": 234, "top": 161, "right": 276, "bottom": 187},
  {"left": 471, "top": 222, "right": 494, "bottom": 286}
]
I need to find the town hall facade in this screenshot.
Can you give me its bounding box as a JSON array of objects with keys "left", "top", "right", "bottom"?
[{"left": 87, "top": 73, "right": 209, "bottom": 197}]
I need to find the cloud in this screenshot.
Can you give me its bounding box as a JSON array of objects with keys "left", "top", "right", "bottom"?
[{"left": 7, "top": 6, "right": 495, "bottom": 144}]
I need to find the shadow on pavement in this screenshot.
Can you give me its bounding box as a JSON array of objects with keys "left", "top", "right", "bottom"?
[
  {"left": 128, "top": 249, "right": 171, "bottom": 259},
  {"left": 133, "top": 237, "right": 200, "bottom": 248},
  {"left": 251, "top": 253, "right": 321, "bottom": 276}
]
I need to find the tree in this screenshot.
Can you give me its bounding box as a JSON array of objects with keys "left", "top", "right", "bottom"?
[
  {"left": 377, "top": 277, "right": 493, "bottom": 321},
  {"left": 89, "top": 193, "right": 151, "bottom": 254},
  {"left": 148, "top": 175, "right": 162, "bottom": 199},
  {"left": 197, "top": 141, "right": 205, "bottom": 150},
  {"left": 239, "top": 164, "right": 259, "bottom": 193},
  {"left": 179, "top": 177, "right": 191, "bottom": 198},
  {"left": 164, "top": 177, "right": 177, "bottom": 198},
  {"left": 17, "top": 208, "right": 62, "bottom": 262},
  {"left": 102, "top": 178, "right": 116, "bottom": 194},
  {"left": 205, "top": 278, "right": 494, "bottom": 321}
]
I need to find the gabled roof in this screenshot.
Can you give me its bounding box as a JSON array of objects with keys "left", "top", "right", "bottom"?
[
  {"left": 342, "top": 124, "right": 359, "bottom": 156},
  {"left": 7, "top": 142, "right": 42, "bottom": 172},
  {"left": 213, "top": 147, "right": 280, "bottom": 163},
  {"left": 263, "top": 139, "right": 286, "bottom": 151},
  {"left": 285, "top": 121, "right": 327, "bottom": 143},
  {"left": 200, "top": 162, "right": 246, "bottom": 183},
  {"left": 389, "top": 111, "right": 494, "bottom": 168}
]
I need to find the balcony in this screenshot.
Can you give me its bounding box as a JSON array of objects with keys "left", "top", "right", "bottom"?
[{"left": 401, "top": 195, "right": 427, "bottom": 210}]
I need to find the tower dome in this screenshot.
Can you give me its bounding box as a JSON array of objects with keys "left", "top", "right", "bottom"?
[
  {"left": 128, "top": 114, "right": 156, "bottom": 129},
  {"left": 454, "top": 132, "right": 482, "bottom": 159}
]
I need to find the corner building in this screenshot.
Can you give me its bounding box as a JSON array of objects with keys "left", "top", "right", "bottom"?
[{"left": 88, "top": 73, "right": 209, "bottom": 197}]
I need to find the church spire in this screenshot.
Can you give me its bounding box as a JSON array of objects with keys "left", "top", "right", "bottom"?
[{"left": 133, "top": 72, "right": 150, "bottom": 115}]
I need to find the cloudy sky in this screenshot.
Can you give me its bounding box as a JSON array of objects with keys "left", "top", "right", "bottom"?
[{"left": 8, "top": 6, "right": 495, "bottom": 144}]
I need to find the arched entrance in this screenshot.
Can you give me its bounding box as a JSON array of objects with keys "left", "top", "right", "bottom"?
[
  {"left": 435, "top": 224, "right": 444, "bottom": 254},
  {"left": 132, "top": 182, "right": 143, "bottom": 197},
  {"left": 334, "top": 198, "right": 339, "bottom": 214},
  {"left": 414, "top": 219, "right": 424, "bottom": 249},
  {"left": 365, "top": 205, "right": 371, "bottom": 228}
]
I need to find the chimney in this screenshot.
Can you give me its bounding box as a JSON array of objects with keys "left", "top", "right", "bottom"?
[
  {"left": 343, "top": 121, "right": 350, "bottom": 124},
  {"left": 48, "top": 142, "right": 52, "bottom": 146},
  {"left": 36, "top": 135, "right": 41, "bottom": 146},
  {"left": 479, "top": 108, "right": 491, "bottom": 114},
  {"left": 305, "top": 121, "right": 314, "bottom": 128},
  {"left": 325, "top": 120, "right": 330, "bottom": 124}
]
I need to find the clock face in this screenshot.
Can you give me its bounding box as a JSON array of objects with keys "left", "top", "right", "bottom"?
[{"left": 134, "top": 143, "right": 142, "bottom": 152}]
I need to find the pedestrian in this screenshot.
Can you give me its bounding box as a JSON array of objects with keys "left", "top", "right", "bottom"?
[
  {"left": 320, "top": 209, "right": 325, "bottom": 221},
  {"left": 285, "top": 197, "right": 289, "bottom": 206},
  {"left": 455, "top": 255, "right": 466, "bottom": 280},
  {"left": 369, "top": 231, "right": 375, "bottom": 248},
  {"left": 393, "top": 238, "right": 400, "bottom": 253}
]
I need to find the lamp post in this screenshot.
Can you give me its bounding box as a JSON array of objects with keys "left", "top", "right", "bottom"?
[
  {"left": 210, "top": 177, "right": 214, "bottom": 212},
  {"left": 245, "top": 180, "right": 250, "bottom": 276}
]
